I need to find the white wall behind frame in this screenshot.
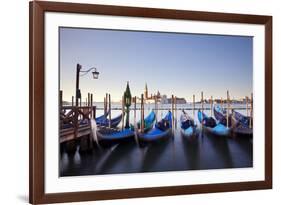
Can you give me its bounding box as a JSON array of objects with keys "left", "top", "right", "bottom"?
[{"left": 0, "top": 0, "right": 280, "bottom": 205}]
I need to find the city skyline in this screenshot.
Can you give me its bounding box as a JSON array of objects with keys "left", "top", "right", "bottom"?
[{"left": 60, "top": 27, "right": 253, "bottom": 102}]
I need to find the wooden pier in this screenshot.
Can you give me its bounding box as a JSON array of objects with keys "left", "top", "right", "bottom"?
[
  {"left": 60, "top": 91, "right": 96, "bottom": 153},
  {"left": 60, "top": 106, "right": 96, "bottom": 142}
]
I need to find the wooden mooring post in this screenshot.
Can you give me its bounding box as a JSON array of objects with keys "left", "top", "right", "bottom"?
[
  {"left": 174, "top": 96, "right": 177, "bottom": 129},
  {"left": 121, "top": 95, "right": 125, "bottom": 130},
  {"left": 193, "top": 94, "right": 195, "bottom": 121},
  {"left": 246, "top": 96, "right": 249, "bottom": 117},
  {"left": 104, "top": 97, "right": 106, "bottom": 115},
  {"left": 59, "top": 90, "right": 63, "bottom": 108},
  {"left": 201, "top": 92, "right": 204, "bottom": 111},
  {"left": 108, "top": 94, "right": 111, "bottom": 128},
  {"left": 133, "top": 96, "right": 139, "bottom": 145},
  {"left": 171, "top": 95, "right": 174, "bottom": 133},
  {"left": 134, "top": 96, "right": 137, "bottom": 127},
  {"left": 210, "top": 96, "right": 213, "bottom": 117},
  {"left": 201, "top": 92, "right": 204, "bottom": 125},
  {"left": 141, "top": 94, "right": 144, "bottom": 133},
  {"left": 87, "top": 92, "right": 94, "bottom": 150},
  {"left": 90, "top": 93, "right": 93, "bottom": 119},
  {"left": 226, "top": 90, "right": 230, "bottom": 128},
  {"left": 250, "top": 93, "right": 253, "bottom": 129},
  {"left": 154, "top": 95, "right": 158, "bottom": 122},
  {"left": 59, "top": 90, "right": 63, "bottom": 128},
  {"left": 106, "top": 93, "right": 108, "bottom": 114}
]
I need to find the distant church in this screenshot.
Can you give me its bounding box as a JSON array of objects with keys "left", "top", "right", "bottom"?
[
  {"left": 144, "top": 83, "right": 161, "bottom": 102},
  {"left": 144, "top": 83, "right": 187, "bottom": 104}
]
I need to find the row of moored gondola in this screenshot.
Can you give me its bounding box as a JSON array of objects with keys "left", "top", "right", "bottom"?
[{"left": 93, "top": 104, "right": 252, "bottom": 146}]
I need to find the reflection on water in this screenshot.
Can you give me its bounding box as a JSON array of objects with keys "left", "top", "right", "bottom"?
[
  {"left": 60, "top": 104, "right": 252, "bottom": 176},
  {"left": 60, "top": 128, "right": 253, "bottom": 176}
]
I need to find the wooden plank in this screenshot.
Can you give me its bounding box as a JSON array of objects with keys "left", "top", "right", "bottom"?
[
  {"left": 60, "top": 125, "right": 91, "bottom": 143},
  {"left": 60, "top": 130, "right": 91, "bottom": 143}
]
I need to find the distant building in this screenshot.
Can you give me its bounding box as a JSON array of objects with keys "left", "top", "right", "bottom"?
[
  {"left": 167, "top": 97, "right": 187, "bottom": 104},
  {"left": 144, "top": 83, "right": 149, "bottom": 99},
  {"left": 143, "top": 83, "right": 186, "bottom": 104},
  {"left": 175, "top": 97, "right": 187, "bottom": 104},
  {"left": 160, "top": 95, "right": 169, "bottom": 104}
]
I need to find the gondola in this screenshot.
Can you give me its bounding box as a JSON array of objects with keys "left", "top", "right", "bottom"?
[
  {"left": 231, "top": 110, "right": 253, "bottom": 136},
  {"left": 138, "top": 111, "right": 172, "bottom": 143},
  {"left": 96, "top": 113, "right": 123, "bottom": 128},
  {"left": 95, "top": 111, "right": 109, "bottom": 124},
  {"left": 96, "top": 127, "right": 135, "bottom": 146},
  {"left": 198, "top": 109, "right": 230, "bottom": 136},
  {"left": 180, "top": 110, "right": 197, "bottom": 138},
  {"left": 130, "top": 111, "right": 156, "bottom": 132},
  {"left": 90, "top": 116, "right": 134, "bottom": 146},
  {"left": 232, "top": 110, "right": 252, "bottom": 127},
  {"left": 213, "top": 105, "right": 231, "bottom": 127}
]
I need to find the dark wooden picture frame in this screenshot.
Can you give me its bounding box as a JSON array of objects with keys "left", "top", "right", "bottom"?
[{"left": 29, "top": 1, "right": 272, "bottom": 204}]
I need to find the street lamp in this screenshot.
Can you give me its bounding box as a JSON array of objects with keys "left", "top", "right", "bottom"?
[{"left": 75, "top": 63, "right": 99, "bottom": 107}]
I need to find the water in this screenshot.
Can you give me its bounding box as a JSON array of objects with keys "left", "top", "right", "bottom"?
[{"left": 60, "top": 103, "right": 253, "bottom": 176}]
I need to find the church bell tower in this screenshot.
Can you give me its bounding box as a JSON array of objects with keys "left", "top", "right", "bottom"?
[{"left": 144, "top": 83, "right": 148, "bottom": 99}]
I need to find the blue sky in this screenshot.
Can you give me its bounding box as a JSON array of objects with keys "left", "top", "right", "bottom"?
[{"left": 59, "top": 27, "right": 253, "bottom": 102}]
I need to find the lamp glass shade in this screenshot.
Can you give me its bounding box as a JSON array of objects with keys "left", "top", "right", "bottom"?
[{"left": 92, "top": 71, "right": 99, "bottom": 79}]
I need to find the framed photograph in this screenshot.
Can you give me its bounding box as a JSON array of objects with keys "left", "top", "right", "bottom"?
[{"left": 29, "top": 1, "right": 272, "bottom": 204}]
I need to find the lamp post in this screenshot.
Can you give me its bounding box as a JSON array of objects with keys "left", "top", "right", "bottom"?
[
  {"left": 75, "top": 63, "right": 99, "bottom": 107},
  {"left": 124, "top": 81, "right": 132, "bottom": 129}
]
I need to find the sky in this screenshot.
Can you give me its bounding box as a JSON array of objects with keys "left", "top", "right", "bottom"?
[{"left": 59, "top": 27, "right": 253, "bottom": 102}]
